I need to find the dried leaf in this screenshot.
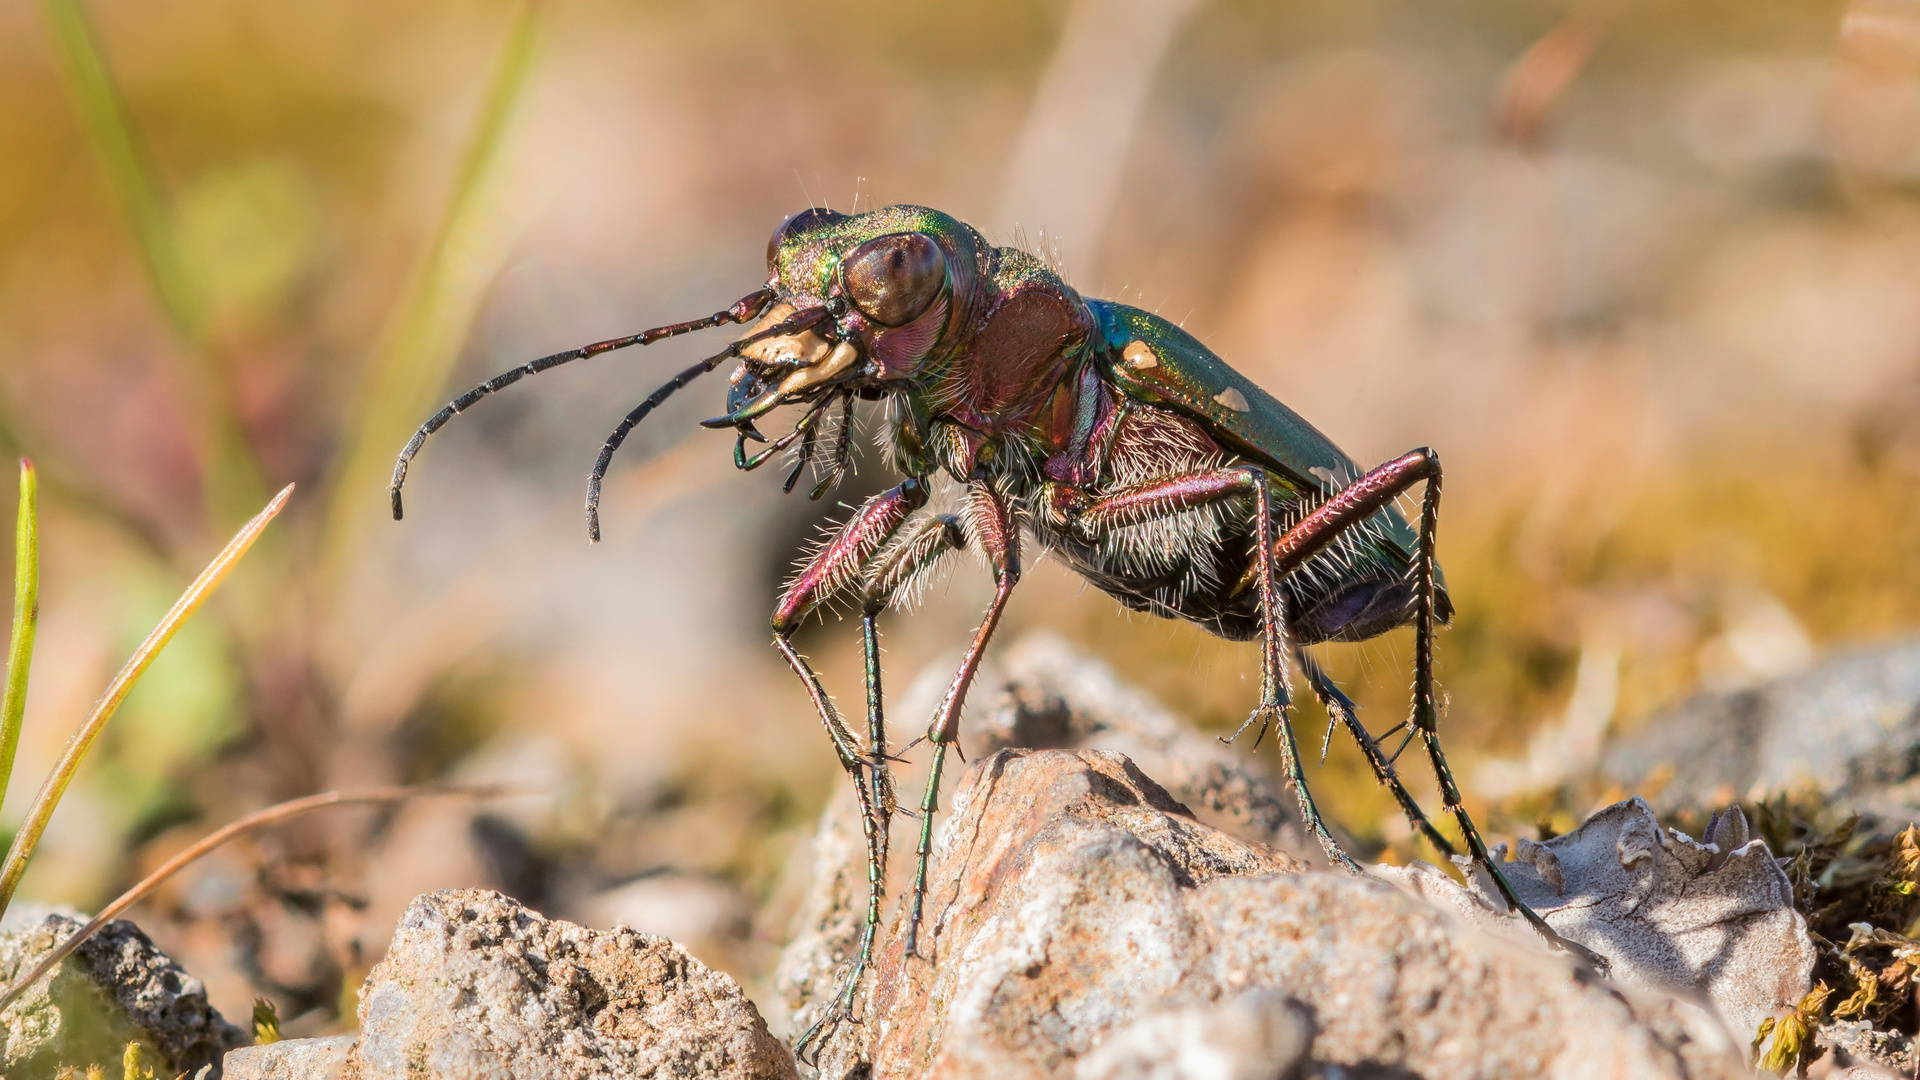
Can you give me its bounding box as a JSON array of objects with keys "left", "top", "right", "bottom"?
[
  {"left": 1893, "top": 824, "right": 1920, "bottom": 883},
  {"left": 1833, "top": 956, "right": 1879, "bottom": 1019}
]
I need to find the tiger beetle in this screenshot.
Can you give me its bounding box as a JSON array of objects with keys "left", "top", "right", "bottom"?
[{"left": 390, "top": 203, "right": 1605, "bottom": 1059}]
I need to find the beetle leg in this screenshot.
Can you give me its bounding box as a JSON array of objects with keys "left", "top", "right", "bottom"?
[
  {"left": 771, "top": 477, "right": 929, "bottom": 803},
  {"left": 789, "top": 605, "right": 890, "bottom": 1067},
  {"left": 1266, "top": 449, "right": 1609, "bottom": 973},
  {"left": 1237, "top": 469, "right": 1364, "bottom": 873},
  {"left": 863, "top": 513, "right": 968, "bottom": 620},
  {"left": 792, "top": 511, "right": 968, "bottom": 1061},
  {"left": 808, "top": 394, "right": 857, "bottom": 501},
  {"left": 1045, "top": 466, "right": 1361, "bottom": 873},
  {"left": 1294, "top": 648, "right": 1457, "bottom": 859},
  {"left": 905, "top": 481, "right": 1018, "bottom": 960},
  {"left": 770, "top": 479, "right": 931, "bottom": 1061}
]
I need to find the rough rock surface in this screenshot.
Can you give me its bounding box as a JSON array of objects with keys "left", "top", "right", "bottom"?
[
  {"left": 969, "top": 633, "right": 1321, "bottom": 859},
  {"left": 1605, "top": 637, "right": 1920, "bottom": 815},
  {"left": 774, "top": 634, "right": 1320, "bottom": 1076},
  {"left": 1816, "top": 1019, "right": 1915, "bottom": 1078},
  {"left": 0, "top": 905, "right": 246, "bottom": 1078},
  {"left": 1379, "top": 796, "right": 1814, "bottom": 1035},
  {"left": 1071, "top": 991, "right": 1312, "bottom": 1080},
  {"left": 787, "top": 746, "right": 1748, "bottom": 1079},
  {"left": 347, "top": 889, "right": 794, "bottom": 1080},
  {"left": 223, "top": 1034, "right": 353, "bottom": 1080}
]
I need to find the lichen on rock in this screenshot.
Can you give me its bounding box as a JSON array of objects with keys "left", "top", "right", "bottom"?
[{"left": 0, "top": 906, "right": 246, "bottom": 1079}]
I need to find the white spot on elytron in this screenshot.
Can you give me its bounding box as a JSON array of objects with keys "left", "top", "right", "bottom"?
[
  {"left": 1214, "top": 387, "right": 1250, "bottom": 412},
  {"left": 1309, "top": 466, "right": 1338, "bottom": 488},
  {"left": 1122, "top": 341, "right": 1158, "bottom": 369}
]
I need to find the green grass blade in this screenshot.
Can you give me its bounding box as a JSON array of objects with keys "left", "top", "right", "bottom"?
[
  {"left": 0, "top": 483, "right": 293, "bottom": 922},
  {"left": 33, "top": 0, "right": 199, "bottom": 336},
  {"left": 33, "top": 0, "right": 266, "bottom": 531},
  {"left": 0, "top": 460, "right": 39, "bottom": 823},
  {"left": 320, "top": 0, "right": 544, "bottom": 575}
]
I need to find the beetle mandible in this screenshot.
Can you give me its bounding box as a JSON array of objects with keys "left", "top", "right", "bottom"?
[{"left": 389, "top": 204, "right": 1603, "bottom": 1054}]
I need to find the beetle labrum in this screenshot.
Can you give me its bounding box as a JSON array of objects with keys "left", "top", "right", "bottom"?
[{"left": 390, "top": 204, "right": 1601, "bottom": 1055}]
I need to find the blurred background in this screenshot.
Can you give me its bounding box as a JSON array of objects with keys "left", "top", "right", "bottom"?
[{"left": 4, "top": 0, "right": 1920, "bottom": 1035}]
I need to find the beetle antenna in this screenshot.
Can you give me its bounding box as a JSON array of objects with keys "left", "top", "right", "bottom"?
[
  {"left": 584, "top": 350, "right": 734, "bottom": 542},
  {"left": 582, "top": 306, "right": 832, "bottom": 541},
  {"left": 390, "top": 288, "right": 776, "bottom": 520}
]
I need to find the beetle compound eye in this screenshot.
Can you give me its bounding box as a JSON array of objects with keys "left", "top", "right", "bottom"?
[
  {"left": 768, "top": 208, "right": 849, "bottom": 270},
  {"left": 841, "top": 233, "right": 946, "bottom": 327}
]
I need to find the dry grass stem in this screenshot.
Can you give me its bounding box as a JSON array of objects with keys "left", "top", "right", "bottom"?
[
  {"left": 0, "top": 483, "right": 293, "bottom": 920},
  {"left": 0, "top": 783, "right": 515, "bottom": 1015}
]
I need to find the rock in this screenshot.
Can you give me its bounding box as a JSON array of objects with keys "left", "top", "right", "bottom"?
[
  {"left": 778, "top": 735, "right": 1304, "bottom": 1079},
  {"left": 1817, "top": 1018, "right": 1916, "bottom": 1078},
  {"left": 776, "top": 634, "right": 1323, "bottom": 1076},
  {"left": 1808, "top": 1051, "right": 1907, "bottom": 1080},
  {"left": 1377, "top": 796, "right": 1815, "bottom": 1036},
  {"left": 1071, "top": 991, "right": 1312, "bottom": 1080},
  {"left": 974, "top": 633, "right": 1323, "bottom": 862},
  {"left": 348, "top": 888, "right": 795, "bottom": 1080},
  {"left": 770, "top": 781, "right": 874, "bottom": 1077},
  {"left": 222, "top": 1034, "right": 353, "bottom": 1080},
  {"left": 1604, "top": 637, "right": 1920, "bottom": 816},
  {"left": 0, "top": 906, "right": 247, "bottom": 1078},
  {"left": 778, "top": 640, "right": 1788, "bottom": 1078},
  {"left": 349, "top": 800, "right": 541, "bottom": 972},
  {"left": 833, "top": 747, "right": 1750, "bottom": 1080}
]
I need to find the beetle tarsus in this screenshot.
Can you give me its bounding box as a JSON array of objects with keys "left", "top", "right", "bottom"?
[{"left": 1297, "top": 648, "right": 1458, "bottom": 859}]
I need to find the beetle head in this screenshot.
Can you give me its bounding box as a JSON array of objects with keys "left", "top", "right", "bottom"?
[{"left": 708, "top": 206, "right": 982, "bottom": 429}]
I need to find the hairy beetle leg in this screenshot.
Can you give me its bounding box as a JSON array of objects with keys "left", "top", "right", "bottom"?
[
  {"left": 770, "top": 480, "right": 937, "bottom": 1056},
  {"left": 1292, "top": 448, "right": 1609, "bottom": 975},
  {"left": 1407, "top": 458, "right": 1609, "bottom": 974},
  {"left": 788, "top": 605, "right": 896, "bottom": 1067},
  {"left": 1046, "top": 452, "right": 1603, "bottom": 971},
  {"left": 787, "top": 622, "right": 898, "bottom": 1060},
  {"left": 1240, "top": 469, "right": 1361, "bottom": 873},
  {"left": 778, "top": 484, "right": 982, "bottom": 1053},
  {"left": 1047, "top": 465, "right": 1361, "bottom": 873},
  {"left": 905, "top": 480, "right": 1018, "bottom": 961}
]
